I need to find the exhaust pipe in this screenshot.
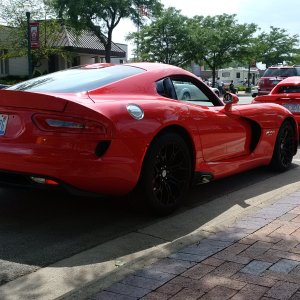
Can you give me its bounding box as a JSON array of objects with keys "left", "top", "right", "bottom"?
[{"left": 30, "top": 176, "right": 59, "bottom": 185}]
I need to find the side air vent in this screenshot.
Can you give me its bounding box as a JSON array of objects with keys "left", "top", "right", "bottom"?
[{"left": 95, "top": 141, "right": 111, "bottom": 157}]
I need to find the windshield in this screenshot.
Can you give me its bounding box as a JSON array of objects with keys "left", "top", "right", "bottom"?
[
  {"left": 7, "top": 65, "right": 145, "bottom": 93},
  {"left": 263, "top": 68, "right": 297, "bottom": 77}
]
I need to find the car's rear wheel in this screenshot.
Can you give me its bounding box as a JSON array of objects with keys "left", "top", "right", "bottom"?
[
  {"left": 269, "top": 121, "right": 295, "bottom": 172},
  {"left": 140, "top": 133, "right": 192, "bottom": 215},
  {"left": 182, "top": 92, "right": 191, "bottom": 100}
]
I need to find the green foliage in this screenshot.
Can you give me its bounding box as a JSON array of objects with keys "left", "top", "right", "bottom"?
[
  {"left": 127, "top": 7, "right": 191, "bottom": 66},
  {"left": 2, "top": 0, "right": 299, "bottom": 77},
  {"left": 47, "top": 0, "right": 162, "bottom": 62},
  {"left": 257, "top": 27, "right": 299, "bottom": 67},
  {"left": 0, "top": 0, "right": 71, "bottom": 70},
  {"left": 188, "top": 14, "right": 257, "bottom": 85},
  {"left": 288, "top": 48, "right": 300, "bottom": 65},
  {"left": 0, "top": 75, "right": 27, "bottom": 85}
]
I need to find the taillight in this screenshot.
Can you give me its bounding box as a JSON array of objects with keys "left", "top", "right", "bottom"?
[
  {"left": 32, "top": 114, "right": 106, "bottom": 134},
  {"left": 257, "top": 79, "right": 263, "bottom": 87}
]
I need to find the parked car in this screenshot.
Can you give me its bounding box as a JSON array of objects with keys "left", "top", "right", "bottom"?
[
  {"left": 0, "top": 63, "right": 298, "bottom": 215},
  {"left": 253, "top": 76, "right": 300, "bottom": 127},
  {"left": 251, "top": 85, "right": 258, "bottom": 97},
  {"left": 257, "top": 65, "right": 300, "bottom": 96},
  {"left": 174, "top": 82, "right": 208, "bottom": 100}
]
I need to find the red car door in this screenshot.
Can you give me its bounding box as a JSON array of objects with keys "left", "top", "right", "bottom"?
[{"left": 196, "top": 106, "right": 251, "bottom": 161}]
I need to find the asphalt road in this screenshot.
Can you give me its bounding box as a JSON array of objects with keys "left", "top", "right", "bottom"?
[{"left": 0, "top": 94, "right": 299, "bottom": 299}]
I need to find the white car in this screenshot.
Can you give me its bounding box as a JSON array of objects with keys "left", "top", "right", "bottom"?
[
  {"left": 251, "top": 86, "right": 258, "bottom": 97},
  {"left": 173, "top": 82, "right": 220, "bottom": 100}
]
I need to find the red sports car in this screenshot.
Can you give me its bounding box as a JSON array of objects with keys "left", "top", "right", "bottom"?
[
  {"left": 253, "top": 76, "right": 300, "bottom": 127},
  {"left": 0, "top": 63, "right": 298, "bottom": 215}
]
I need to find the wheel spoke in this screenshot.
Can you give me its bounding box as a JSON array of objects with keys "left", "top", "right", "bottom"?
[
  {"left": 151, "top": 141, "right": 190, "bottom": 207},
  {"left": 279, "top": 129, "right": 294, "bottom": 167}
]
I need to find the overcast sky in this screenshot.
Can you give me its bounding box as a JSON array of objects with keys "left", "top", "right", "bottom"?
[{"left": 113, "top": 0, "right": 300, "bottom": 58}]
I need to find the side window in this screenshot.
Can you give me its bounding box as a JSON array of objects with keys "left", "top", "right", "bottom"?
[
  {"left": 156, "top": 78, "right": 174, "bottom": 99},
  {"left": 171, "top": 78, "right": 214, "bottom": 106}
]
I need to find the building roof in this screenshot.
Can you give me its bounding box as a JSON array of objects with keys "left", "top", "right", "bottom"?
[
  {"left": 52, "top": 26, "right": 126, "bottom": 57},
  {"left": 0, "top": 23, "right": 126, "bottom": 58}
]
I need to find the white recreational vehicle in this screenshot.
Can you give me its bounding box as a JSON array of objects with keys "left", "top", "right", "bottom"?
[{"left": 218, "top": 67, "right": 260, "bottom": 86}]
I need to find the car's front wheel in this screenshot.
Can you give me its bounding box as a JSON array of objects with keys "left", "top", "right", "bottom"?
[
  {"left": 269, "top": 121, "right": 295, "bottom": 172},
  {"left": 140, "top": 133, "right": 192, "bottom": 215}
]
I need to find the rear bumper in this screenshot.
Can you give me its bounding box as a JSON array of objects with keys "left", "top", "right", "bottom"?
[
  {"left": 0, "top": 137, "right": 148, "bottom": 196},
  {"left": 0, "top": 169, "right": 105, "bottom": 197}
]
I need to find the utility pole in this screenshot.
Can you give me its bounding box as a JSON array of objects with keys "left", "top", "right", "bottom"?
[{"left": 26, "top": 11, "right": 32, "bottom": 78}]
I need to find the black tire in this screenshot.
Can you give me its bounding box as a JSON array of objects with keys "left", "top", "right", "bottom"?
[
  {"left": 140, "top": 133, "right": 192, "bottom": 215},
  {"left": 269, "top": 121, "right": 295, "bottom": 172}
]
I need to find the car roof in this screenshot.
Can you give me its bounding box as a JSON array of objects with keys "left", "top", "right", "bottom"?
[
  {"left": 268, "top": 65, "right": 299, "bottom": 69},
  {"left": 125, "top": 62, "right": 190, "bottom": 73},
  {"left": 81, "top": 62, "right": 196, "bottom": 79}
]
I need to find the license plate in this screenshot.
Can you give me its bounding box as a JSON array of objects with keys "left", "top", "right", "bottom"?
[
  {"left": 283, "top": 103, "right": 300, "bottom": 113},
  {"left": 271, "top": 80, "right": 281, "bottom": 85},
  {"left": 0, "top": 114, "right": 8, "bottom": 136}
]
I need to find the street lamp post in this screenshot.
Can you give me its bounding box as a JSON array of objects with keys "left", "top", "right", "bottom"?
[{"left": 26, "top": 11, "right": 32, "bottom": 78}]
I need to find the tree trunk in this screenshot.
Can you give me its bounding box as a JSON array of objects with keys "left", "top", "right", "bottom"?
[
  {"left": 245, "top": 63, "right": 251, "bottom": 93},
  {"left": 105, "top": 32, "right": 112, "bottom": 63},
  {"left": 212, "top": 67, "right": 216, "bottom": 87},
  {"left": 248, "top": 63, "right": 251, "bottom": 88}
]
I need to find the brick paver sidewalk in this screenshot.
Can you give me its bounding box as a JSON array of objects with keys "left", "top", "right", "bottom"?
[{"left": 92, "top": 191, "right": 300, "bottom": 300}]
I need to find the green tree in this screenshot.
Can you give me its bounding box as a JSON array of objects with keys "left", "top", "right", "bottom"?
[
  {"left": 48, "top": 0, "right": 162, "bottom": 62},
  {"left": 0, "top": 0, "right": 70, "bottom": 75},
  {"left": 237, "top": 36, "right": 264, "bottom": 89},
  {"left": 289, "top": 48, "right": 300, "bottom": 65},
  {"left": 256, "top": 26, "right": 299, "bottom": 67},
  {"left": 188, "top": 14, "right": 257, "bottom": 86},
  {"left": 127, "top": 7, "right": 191, "bottom": 65}
]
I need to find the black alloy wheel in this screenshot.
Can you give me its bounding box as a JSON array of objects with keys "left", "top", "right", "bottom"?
[
  {"left": 141, "top": 133, "right": 192, "bottom": 215},
  {"left": 269, "top": 121, "right": 295, "bottom": 172}
]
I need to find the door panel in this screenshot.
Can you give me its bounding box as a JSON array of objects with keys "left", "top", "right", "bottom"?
[{"left": 196, "top": 107, "right": 251, "bottom": 161}]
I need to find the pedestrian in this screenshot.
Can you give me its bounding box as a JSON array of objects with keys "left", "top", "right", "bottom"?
[
  {"left": 216, "top": 77, "right": 223, "bottom": 95},
  {"left": 229, "top": 80, "right": 236, "bottom": 94}
]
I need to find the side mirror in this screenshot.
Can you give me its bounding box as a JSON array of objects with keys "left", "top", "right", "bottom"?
[{"left": 223, "top": 92, "right": 239, "bottom": 111}]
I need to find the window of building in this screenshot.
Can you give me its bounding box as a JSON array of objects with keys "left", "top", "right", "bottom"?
[
  {"left": 236, "top": 72, "right": 240, "bottom": 78},
  {"left": 222, "top": 72, "right": 230, "bottom": 77},
  {"left": 72, "top": 56, "right": 80, "bottom": 67}
]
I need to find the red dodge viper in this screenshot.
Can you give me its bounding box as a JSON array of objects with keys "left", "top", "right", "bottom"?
[{"left": 0, "top": 63, "right": 298, "bottom": 214}]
